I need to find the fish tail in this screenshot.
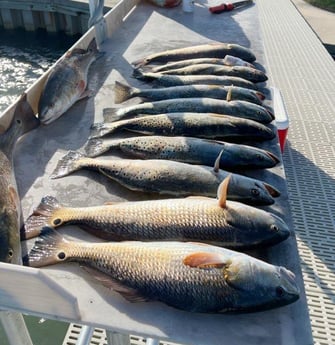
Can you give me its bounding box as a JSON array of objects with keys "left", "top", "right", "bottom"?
[
  {"left": 132, "top": 68, "right": 154, "bottom": 81},
  {"left": 90, "top": 122, "right": 119, "bottom": 138},
  {"left": 50, "top": 150, "right": 86, "bottom": 179},
  {"left": 103, "top": 108, "right": 124, "bottom": 122},
  {"left": 113, "top": 81, "right": 134, "bottom": 103},
  {"left": 23, "top": 227, "right": 73, "bottom": 267},
  {"left": 83, "top": 137, "right": 109, "bottom": 157},
  {"left": 22, "top": 196, "right": 63, "bottom": 240},
  {"left": 131, "top": 57, "right": 149, "bottom": 69}
]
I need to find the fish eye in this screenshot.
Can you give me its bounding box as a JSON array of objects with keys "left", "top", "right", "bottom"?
[
  {"left": 276, "top": 286, "right": 285, "bottom": 298},
  {"left": 53, "top": 218, "right": 62, "bottom": 226},
  {"left": 251, "top": 188, "right": 260, "bottom": 196},
  {"left": 57, "top": 252, "right": 66, "bottom": 260},
  {"left": 256, "top": 154, "right": 264, "bottom": 161},
  {"left": 271, "top": 224, "right": 279, "bottom": 232},
  {"left": 8, "top": 249, "right": 13, "bottom": 258},
  {"left": 16, "top": 119, "right": 22, "bottom": 124}
]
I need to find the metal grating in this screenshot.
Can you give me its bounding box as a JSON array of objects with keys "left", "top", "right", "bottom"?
[
  {"left": 257, "top": 0, "right": 335, "bottom": 344},
  {"left": 62, "top": 324, "right": 181, "bottom": 345}
]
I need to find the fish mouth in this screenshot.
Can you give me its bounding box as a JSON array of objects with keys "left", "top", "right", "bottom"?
[
  {"left": 266, "top": 151, "right": 281, "bottom": 165},
  {"left": 256, "top": 91, "right": 266, "bottom": 101},
  {"left": 263, "top": 182, "right": 281, "bottom": 197}
]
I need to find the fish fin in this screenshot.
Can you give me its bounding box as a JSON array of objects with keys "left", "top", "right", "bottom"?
[
  {"left": 226, "top": 85, "right": 233, "bottom": 102},
  {"left": 22, "top": 196, "right": 63, "bottom": 240},
  {"left": 89, "top": 122, "right": 117, "bottom": 138},
  {"left": 113, "top": 81, "right": 134, "bottom": 103},
  {"left": 97, "top": 167, "right": 114, "bottom": 181},
  {"left": 83, "top": 137, "right": 109, "bottom": 157},
  {"left": 8, "top": 185, "right": 19, "bottom": 211},
  {"left": 217, "top": 174, "right": 232, "bottom": 208},
  {"left": 50, "top": 151, "right": 86, "bottom": 179},
  {"left": 82, "top": 266, "right": 149, "bottom": 302},
  {"left": 87, "top": 38, "right": 98, "bottom": 54},
  {"left": 186, "top": 196, "right": 213, "bottom": 200},
  {"left": 23, "top": 226, "right": 70, "bottom": 267},
  {"left": 103, "top": 108, "right": 124, "bottom": 122},
  {"left": 213, "top": 149, "right": 225, "bottom": 173},
  {"left": 263, "top": 182, "right": 281, "bottom": 198},
  {"left": 183, "top": 252, "right": 230, "bottom": 269}
]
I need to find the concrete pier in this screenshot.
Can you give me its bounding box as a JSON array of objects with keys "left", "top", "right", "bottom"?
[{"left": 0, "top": 0, "right": 114, "bottom": 35}]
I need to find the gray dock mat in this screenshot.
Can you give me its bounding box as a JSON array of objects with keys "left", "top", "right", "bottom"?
[{"left": 258, "top": 0, "right": 335, "bottom": 344}]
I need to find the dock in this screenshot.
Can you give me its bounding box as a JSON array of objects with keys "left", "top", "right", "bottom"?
[{"left": 0, "top": 0, "right": 334, "bottom": 344}]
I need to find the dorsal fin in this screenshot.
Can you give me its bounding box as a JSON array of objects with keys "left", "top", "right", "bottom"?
[
  {"left": 217, "top": 175, "right": 232, "bottom": 208},
  {"left": 213, "top": 149, "right": 225, "bottom": 173}
]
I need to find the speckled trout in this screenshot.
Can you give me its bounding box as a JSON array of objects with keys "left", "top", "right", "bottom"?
[
  {"left": 113, "top": 81, "right": 265, "bottom": 105},
  {"left": 83, "top": 135, "right": 280, "bottom": 171},
  {"left": 24, "top": 228, "right": 299, "bottom": 313},
  {"left": 103, "top": 98, "right": 274, "bottom": 123},
  {"left": 23, "top": 177, "right": 289, "bottom": 248},
  {"left": 90, "top": 113, "right": 276, "bottom": 142},
  {"left": 132, "top": 72, "right": 258, "bottom": 90},
  {"left": 131, "top": 42, "right": 256, "bottom": 68},
  {"left": 0, "top": 93, "right": 40, "bottom": 263},
  {"left": 141, "top": 57, "right": 256, "bottom": 73},
  {"left": 51, "top": 152, "right": 279, "bottom": 204},
  {"left": 38, "top": 38, "right": 100, "bottom": 125},
  {"left": 134, "top": 64, "right": 267, "bottom": 83}
]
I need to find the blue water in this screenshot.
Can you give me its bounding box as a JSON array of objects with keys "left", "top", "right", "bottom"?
[{"left": 0, "top": 28, "right": 80, "bottom": 345}]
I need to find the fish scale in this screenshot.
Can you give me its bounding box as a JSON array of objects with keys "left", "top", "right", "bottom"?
[
  {"left": 25, "top": 232, "right": 300, "bottom": 313},
  {"left": 23, "top": 193, "right": 289, "bottom": 248}
]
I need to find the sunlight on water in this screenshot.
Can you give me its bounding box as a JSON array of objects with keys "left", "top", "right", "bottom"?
[
  {"left": 0, "top": 29, "right": 79, "bottom": 114},
  {"left": 0, "top": 29, "right": 80, "bottom": 344}
]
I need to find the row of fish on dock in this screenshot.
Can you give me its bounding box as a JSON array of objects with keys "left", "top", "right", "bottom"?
[{"left": 0, "top": 39, "right": 300, "bottom": 314}]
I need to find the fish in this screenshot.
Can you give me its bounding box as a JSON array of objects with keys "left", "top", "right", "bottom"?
[
  {"left": 131, "top": 42, "right": 256, "bottom": 68},
  {"left": 102, "top": 99, "right": 274, "bottom": 123},
  {"left": 83, "top": 135, "right": 280, "bottom": 171},
  {"left": 0, "top": 93, "right": 40, "bottom": 263},
  {"left": 22, "top": 176, "right": 289, "bottom": 248},
  {"left": 38, "top": 38, "right": 100, "bottom": 125},
  {"left": 131, "top": 72, "right": 258, "bottom": 90},
  {"left": 24, "top": 228, "right": 300, "bottom": 313},
  {"left": 50, "top": 151, "right": 280, "bottom": 204},
  {"left": 134, "top": 64, "right": 267, "bottom": 83},
  {"left": 139, "top": 56, "right": 256, "bottom": 73},
  {"left": 90, "top": 113, "right": 276, "bottom": 142},
  {"left": 113, "top": 81, "right": 265, "bottom": 105}
]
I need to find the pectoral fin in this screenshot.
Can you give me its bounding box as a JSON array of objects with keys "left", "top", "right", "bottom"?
[
  {"left": 213, "top": 149, "right": 225, "bottom": 173},
  {"left": 183, "top": 252, "right": 230, "bottom": 269}
]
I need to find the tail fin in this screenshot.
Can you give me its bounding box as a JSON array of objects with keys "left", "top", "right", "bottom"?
[
  {"left": 51, "top": 151, "right": 86, "bottom": 179},
  {"left": 23, "top": 227, "right": 71, "bottom": 267},
  {"left": 22, "top": 196, "right": 63, "bottom": 240},
  {"left": 103, "top": 108, "right": 125, "bottom": 122},
  {"left": 132, "top": 68, "right": 153, "bottom": 81},
  {"left": 89, "top": 122, "right": 120, "bottom": 138},
  {"left": 83, "top": 138, "right": 110, "bottom": 157},
  {"left": 114, "top": 81, "right": 134, "bottom": 104}
]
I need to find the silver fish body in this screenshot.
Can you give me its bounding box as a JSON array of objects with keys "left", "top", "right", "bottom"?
[
  {"left": 103, "top": 98, "right": 274, "bottom": 123},
  {"left": 38, "top": 38, "right": 100, "bottom": 125},
  {"left": 113, "top": 81, "right": 265, "bottom": 105},
  {"left": 83, "top": 135, "right": 280, "bottom": 170},
  {"left": 90, "top": 113, "right": 276, "bottom": 142},
  {"left": 134, "top": 64, "right": 267, "bottom": 83},
  {"left": 51, "top": 152, "right": 279, "bottom": 205},
  {"left": 131, "top": 42, "right": 256, "bottom": 67},
  {"left": 23, "top": 194, "right": 290, "bottom": 248},
  {"left": 132, "top": 72, "right": 258, "bottom": 90},
  {"left": 25, "top": 231, "right": 300, "bottom": 313},
  {"left": 0, "top": 93, "right": 40, "bottom": 263},
  {"left": 143, "top": 57, "right": 256, "bottom": 72}
]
